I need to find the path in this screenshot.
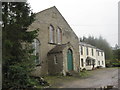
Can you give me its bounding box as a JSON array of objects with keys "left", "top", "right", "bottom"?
[{"left": 58, "top": 68, "right": 119, "bottom": 88}]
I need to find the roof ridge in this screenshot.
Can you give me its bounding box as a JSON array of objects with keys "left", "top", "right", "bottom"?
[
  {"left": 35, "top": 6, "right": 56, "bottom": 15},
  {"left": 35, "top": 6, "right": 78, "bottom": 40}
]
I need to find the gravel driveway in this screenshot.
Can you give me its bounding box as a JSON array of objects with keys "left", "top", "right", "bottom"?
[{"left": 58, "top": 68, "right": 119, "bottom": 88}]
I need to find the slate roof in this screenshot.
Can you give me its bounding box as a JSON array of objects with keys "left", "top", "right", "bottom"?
[
  {"left": 79, "top": 42, "right": 96, "bottom": 48},
  {"left": 96, "top": 48, "right": 103, "bottom": 52},
  {"left": 48, "top": 44, "right": 67, "bottom": 54},
  {"left": 79, "top": 42, "right": 104, "bottom": 52}
]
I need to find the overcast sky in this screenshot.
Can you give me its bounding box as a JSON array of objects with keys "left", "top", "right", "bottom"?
[{"left": 27, "top": 0, "right": 119, "bottom": 47}]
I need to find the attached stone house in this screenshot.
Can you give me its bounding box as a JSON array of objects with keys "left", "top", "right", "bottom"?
[
  {"left": 28, "top": 6, "right": 79, "bottom": 76},
  {"left": 79, "top": 42, "right": 105, "bottom": 70}
]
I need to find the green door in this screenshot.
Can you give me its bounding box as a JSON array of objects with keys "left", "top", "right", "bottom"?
[{"left": 67, "top": 49, "right": 73, "bottom": 71}]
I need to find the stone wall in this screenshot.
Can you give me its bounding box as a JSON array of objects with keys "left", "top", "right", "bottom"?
[{"left": 28, "top": 6, "right": 79, "bottom": 76}]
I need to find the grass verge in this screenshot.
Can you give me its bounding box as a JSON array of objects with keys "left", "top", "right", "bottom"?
[
  {"left": 43, "top": 70, "right": 91, "bottom": 88},
  {"left": 30, "top": 70, "right": 91, "bottom": 88}
]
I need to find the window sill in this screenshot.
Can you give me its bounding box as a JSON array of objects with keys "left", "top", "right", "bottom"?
[{"left": 48, "top": 42, "right": 61, "bottom": 45}]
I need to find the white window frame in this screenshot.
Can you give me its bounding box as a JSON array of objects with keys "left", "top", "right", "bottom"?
[
  {"left": 98, "top": 61, "right": 100, "bottom": 65},
  {"left": 102, "top": 61, "right": 104, "bottom": 65},
  {"left": 81, "top": 46, "right": 83, "bottom": 55},
  {"left": 98, "top": 51, "right": 99, "bottom": 56},
  {"left": 86, "top": 47, "right": 89, "bottom": 55},
  {"left": 92, "top": 48, "right": 94, "bottom": 56},
  {"left": 101, "top": 52, "right": 103, "bottom": 56},
  {"left": 81, "top": 58, "right": 84, "bottom": 67}
]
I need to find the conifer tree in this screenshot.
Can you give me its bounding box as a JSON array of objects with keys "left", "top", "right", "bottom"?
[{"left": 2, "top": 2, "right": 38, "bottom": 89}]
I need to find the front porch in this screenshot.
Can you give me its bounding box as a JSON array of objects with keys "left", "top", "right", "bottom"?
[{"left": 85, "top": 57, "right": 95, "bottom": 70}]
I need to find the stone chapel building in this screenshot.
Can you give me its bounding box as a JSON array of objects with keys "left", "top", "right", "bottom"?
[{"left": 28, "top": 6, "right": 80, "bottom": 76}]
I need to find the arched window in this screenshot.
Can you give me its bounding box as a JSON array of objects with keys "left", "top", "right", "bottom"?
[
  {"left": 49, "top": 25, "right": 54, "bottom": 43},
  {"left": 57, "top": 28, "right": 62, "bottom": 44},
  {"left": 32, "top": 39, "right": 40, "bottom": 65}
]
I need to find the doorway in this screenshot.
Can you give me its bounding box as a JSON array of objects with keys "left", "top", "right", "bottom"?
[{"left": 67, "top": 49, "right": 73, "bottom": 71}]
